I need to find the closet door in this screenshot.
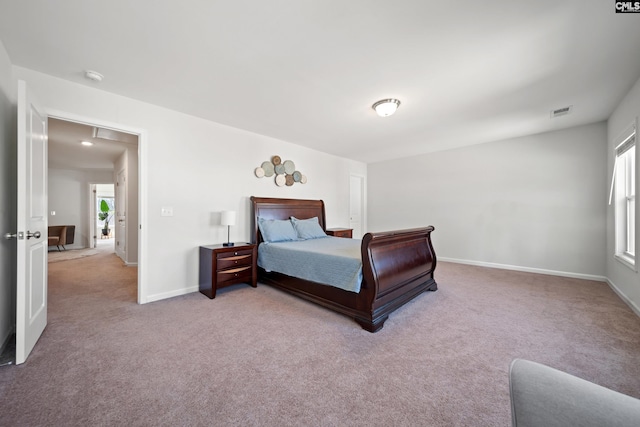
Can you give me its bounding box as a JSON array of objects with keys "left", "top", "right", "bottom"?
[{"left": 349, "top": 174, "right": 365, "bottom": 238}]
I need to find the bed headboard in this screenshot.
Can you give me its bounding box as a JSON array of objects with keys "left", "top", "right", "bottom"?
[{"left": 250, "top": 196, "right": 327, "bottom": 244}]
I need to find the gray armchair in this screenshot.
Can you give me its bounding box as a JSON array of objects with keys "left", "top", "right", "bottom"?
[{"left": 509, "top": 359, "right": 640, "bottom": 427}]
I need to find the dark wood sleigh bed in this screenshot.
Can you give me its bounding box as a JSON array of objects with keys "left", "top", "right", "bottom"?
[{"left": 251, "top": 196, "right": 438, "bottom": 332}]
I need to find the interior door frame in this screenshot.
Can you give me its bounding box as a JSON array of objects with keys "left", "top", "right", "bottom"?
[
  {"left": 47, "top": 109, "right": 148, "bottom": 304},
  {"left": 89, "top": 184, "right": 96, "bottom": 249}
]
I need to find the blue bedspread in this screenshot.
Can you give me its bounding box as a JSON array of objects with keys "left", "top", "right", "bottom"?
[{"left": 258, "top": 237, "right": 363, "bottom": 293}]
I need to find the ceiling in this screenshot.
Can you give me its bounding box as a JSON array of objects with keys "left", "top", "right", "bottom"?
[
  {"left": 48, "top": 119, "right": 137, "bottom": 170},
  {"left": 1, "top": 1, "right": 640, "bottom": 164}
]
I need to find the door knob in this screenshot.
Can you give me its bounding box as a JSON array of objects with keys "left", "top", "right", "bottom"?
[{"left": 26, "top": 231, "right": 41, "bottom": 239}]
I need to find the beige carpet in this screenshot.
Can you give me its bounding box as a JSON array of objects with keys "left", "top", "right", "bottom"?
[
  {"left": 48, "top": 240, "right": 114, "bottom": 263},
  {"left": 1, "top": 254, "right": 640, "bottom": 426}
]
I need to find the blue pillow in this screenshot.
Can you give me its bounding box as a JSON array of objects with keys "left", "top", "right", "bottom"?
[
  {"left": 291, "top": 216, "right": 327, "bottom": 239},
  {"left": 257, "top": 217, "right": 298, "bottom": 243}
]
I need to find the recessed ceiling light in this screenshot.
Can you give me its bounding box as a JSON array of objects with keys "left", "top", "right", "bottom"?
[
  {"left": 84, "top": 70, "right": 104, "bottom": 82},
  {"left": 81, "top": 141, "right": 94, "bottom": 146},
  {"left": 372, "top": 99, "right": 401, "bottom": 117}
]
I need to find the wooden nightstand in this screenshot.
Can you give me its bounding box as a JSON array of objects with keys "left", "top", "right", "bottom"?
[
  {"left": 326, "top": 228, "right": 353, "bottom": 238},
  {"left": 199, "top": 243, "right": 257, "bottom": 299}
]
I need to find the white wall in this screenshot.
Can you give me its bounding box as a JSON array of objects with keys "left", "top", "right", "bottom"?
[
  {"left": 368, "top": 122, "right": 607, "bottom": 278},
  {"left": 0, "top": 40, "right": 15, "bottom": 350},
  {"left": 49, "top": 168, "right": 114, "bottom": 249},
  {"left": 14, "top": 66, "right": 367, "bottom": 303},
  {"left": 607, "top": 75, "right": 640, "bottom": 314}
]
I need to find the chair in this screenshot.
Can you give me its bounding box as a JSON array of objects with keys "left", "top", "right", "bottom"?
[
  {"left": 47, "top": 225, "right": 75, "bottom": 251},
  {"left": 509, "top": 359, "right": 640, "bottom": 427},
  {"left": 47, "top": 225, "right": 67, "bottom": 251}
]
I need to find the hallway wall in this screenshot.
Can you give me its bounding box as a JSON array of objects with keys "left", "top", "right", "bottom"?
[{"left": 49, "top": 168, "right": 115, "bottom": 249}]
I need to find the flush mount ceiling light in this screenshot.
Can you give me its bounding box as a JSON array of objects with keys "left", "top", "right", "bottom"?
[
  {"left": 372, "top": 98, "right": 401, "bottom": 117},
  {"left": 84, "top": 70, "right": 104, "bottom": 82},
  {"left": 80, "top": 141, "right": 93, "bottom": 146}
]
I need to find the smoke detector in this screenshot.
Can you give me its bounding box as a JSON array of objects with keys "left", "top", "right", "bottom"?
[
  {"left": 550, "top": 105, "right": 572, "bottom": 118},
  {"left": 84, "top": 70, "right": 104, "bottom": 82}
]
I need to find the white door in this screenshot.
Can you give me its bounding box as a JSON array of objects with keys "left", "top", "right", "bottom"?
[
  {"left": 115, "top": 169, "right": 126, "bottom": 260},
  {"left": 349, "top": 174, "right": 364, "bottom": 238},
  {"left": 16, "top": 80, "right": 48, "bottom": 364}
]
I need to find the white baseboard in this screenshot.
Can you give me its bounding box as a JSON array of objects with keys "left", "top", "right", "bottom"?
[
  {"left": 605, "top": 278, "right": 640, "bottom": 317},
  {"left": 143, "top": 285, "right": 199, "bottom": 304},
  {"left": 438, "top": 257, "right": 607, "bottom": 282}
]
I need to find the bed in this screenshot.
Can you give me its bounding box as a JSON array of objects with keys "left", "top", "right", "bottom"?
[{"left": 251, "top": 196, "right": 437, "bottom": 332}]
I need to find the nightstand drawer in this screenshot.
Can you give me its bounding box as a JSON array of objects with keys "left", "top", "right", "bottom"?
[
  {"left": 216, "top": 265, "right": 252, "bottom": 284},
  {"left": 216, "top": 253, "right": 253, "bottom": 270},
  {"left": 217, "top": 248, "right": 253, "bottom": 259}
]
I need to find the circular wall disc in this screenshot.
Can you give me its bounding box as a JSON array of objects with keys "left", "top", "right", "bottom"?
[
  {"left": 261, "top": 161, "right": 275, "bottom": 177},
  {"left": 275, "top": 174, "right": 286, "bottom": 186},
  {"left": 283, "top": 160, "right": 295, "bottom": 174},
  {"left": 255, "top": 167, "right": 265, "bottom": 178}
]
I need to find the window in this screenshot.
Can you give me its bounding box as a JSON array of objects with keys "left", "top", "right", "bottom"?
[{"left": 612, "top": 125, "right": 636, "bottom": 267}]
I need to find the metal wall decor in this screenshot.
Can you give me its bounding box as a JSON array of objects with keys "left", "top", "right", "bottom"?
[{"left": 254, "top": 155, "right": 307, "bottom": 186}]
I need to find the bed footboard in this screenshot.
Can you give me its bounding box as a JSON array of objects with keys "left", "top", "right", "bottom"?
[{"left": 356, "top": 227, "right": 437, "bottom": 332}]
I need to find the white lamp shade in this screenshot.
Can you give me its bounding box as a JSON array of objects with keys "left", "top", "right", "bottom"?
[{"left": 220, "top": 211, "right": 236, "bottom": 226}]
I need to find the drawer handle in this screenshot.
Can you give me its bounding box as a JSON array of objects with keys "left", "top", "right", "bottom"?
[
  {"left": 235, "top": 273, "right": 238, "bottom": 277},
  {"left": 234, "top": 252, "right": 238, "bottom": 255}
]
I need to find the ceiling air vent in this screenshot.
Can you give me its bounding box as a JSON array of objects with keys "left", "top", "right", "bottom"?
[
  {"left": 551, "top": 105, "right": 573, "bottom": 118},
  {"left": 92, "top": 126, "right": 138, "bottom": 144}
]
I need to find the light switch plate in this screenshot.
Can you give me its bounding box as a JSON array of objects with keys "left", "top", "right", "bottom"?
[{"left": 161, "top": 207, "right": 173, "bottom": 217}]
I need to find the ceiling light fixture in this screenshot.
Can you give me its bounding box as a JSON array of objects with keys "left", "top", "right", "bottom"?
[
  {"left": 81, "top": 141, "right": 94, "bottom": 146},
  {"left": 372, "top": 98, "right": 401, "bottom": 117},
  {"left": 84, "top": 70, "right": 104, "bottom": 82}
]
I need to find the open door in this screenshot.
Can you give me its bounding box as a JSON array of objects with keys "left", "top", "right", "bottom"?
[{"left": 15, "top": 80, "right": 48, "bottom": 364}]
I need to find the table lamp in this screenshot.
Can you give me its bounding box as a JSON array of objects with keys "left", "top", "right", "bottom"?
[{"left": 221, "top": 210, "right": 236, "bottom": 247}]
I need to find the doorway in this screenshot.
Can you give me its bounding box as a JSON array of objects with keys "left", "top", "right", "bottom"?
[
  {"left": 48, "top": 117, "right": 140, "bottom": 298},
  {"left": 93, "top": 184, "right": 115, "bottom": 248}
]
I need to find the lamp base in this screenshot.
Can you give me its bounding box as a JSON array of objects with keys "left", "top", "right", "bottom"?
[{"left": 222, "top": 242, "right": 235, "bottom": 247}]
